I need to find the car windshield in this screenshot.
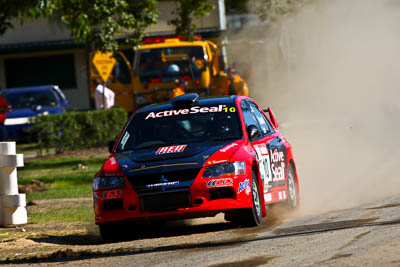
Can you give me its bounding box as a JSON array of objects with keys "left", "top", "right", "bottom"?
[
  {"left": 135, "top": 46, "right": 205, "bottom": 83},
  {"left": 117, "top": 104, "right": 243, "bottom": 152},
  {"left": 4, "top": 90, "right": 58, "bottom": 109}
]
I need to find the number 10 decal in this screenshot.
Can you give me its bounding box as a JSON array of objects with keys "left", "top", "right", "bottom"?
[{"left": 254, "top": 144, "right": 272, "bottom": 193}]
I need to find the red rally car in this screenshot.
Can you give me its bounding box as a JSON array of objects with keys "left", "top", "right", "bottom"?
[{"left": 93, "top": 94, "right": 299, "bottom": 241}]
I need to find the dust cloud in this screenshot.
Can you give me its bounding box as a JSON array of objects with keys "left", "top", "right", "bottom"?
[{"left": 228, "top": 0, "right": 400, "bottom": 212}]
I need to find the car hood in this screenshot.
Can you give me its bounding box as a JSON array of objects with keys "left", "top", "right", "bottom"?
[
  {"left": 115, "top": 140, "right": 243, "bottom": 194},
  {"left": 117, "top": 140, "right": 241, "bottom": 173}
]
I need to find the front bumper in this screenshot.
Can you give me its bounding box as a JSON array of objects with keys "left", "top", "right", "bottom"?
[{"left": 93, "top": 175, "right": 253, "bottom": 224}]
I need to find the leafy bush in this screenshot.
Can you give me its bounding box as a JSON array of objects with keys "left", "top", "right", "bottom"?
[{"left": 30, "top": 108, "right": 128, "bottom": 153}]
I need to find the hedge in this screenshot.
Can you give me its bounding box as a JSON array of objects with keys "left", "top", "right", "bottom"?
[{"left": 29, "top": 108, "right": 128, "bottom": 153}]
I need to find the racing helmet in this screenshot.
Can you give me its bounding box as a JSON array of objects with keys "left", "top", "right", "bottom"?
[{"left": 167, "top": 64, "right": 180, "bottom": 73}]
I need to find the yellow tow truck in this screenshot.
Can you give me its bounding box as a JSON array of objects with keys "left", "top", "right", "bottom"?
[{"left": 89, "top": 35, "right": 227, "bottom": 113}]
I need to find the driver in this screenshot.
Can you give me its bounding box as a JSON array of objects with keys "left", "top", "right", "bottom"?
[{"left": 170, "top": 80, "right": 187, "bottom": 100}]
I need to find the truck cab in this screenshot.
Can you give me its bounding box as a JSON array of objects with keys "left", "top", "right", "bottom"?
[{"left": 89, "top": 36, "right": 225, "bottom": 113}]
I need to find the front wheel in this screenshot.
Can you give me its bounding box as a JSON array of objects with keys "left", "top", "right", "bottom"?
[
  {"left": 236, "top": 171, "right": 262, "bottom": 227},
  {"left": 99, "top": 222, "right": 126, "bottom": 243}
]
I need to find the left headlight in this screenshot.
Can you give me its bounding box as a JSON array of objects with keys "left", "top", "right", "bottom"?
[
  {"left": 202, "top": 162, "right": 246, "bottom": 178},
  {"left": 93, "top": 176, "right": 126, "bottom": 190}
]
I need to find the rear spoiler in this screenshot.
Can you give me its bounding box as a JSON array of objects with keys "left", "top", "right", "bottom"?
[{"left": 262, "top": 107, "right": 279, "bottom": 129}]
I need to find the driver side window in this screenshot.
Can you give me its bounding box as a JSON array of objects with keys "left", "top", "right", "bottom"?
[
  {"left": 241, "top": 101, "right": 261, "bottom": 131},
  {"left": 248, "top": 102, "right": 273, "bottom": 136}
]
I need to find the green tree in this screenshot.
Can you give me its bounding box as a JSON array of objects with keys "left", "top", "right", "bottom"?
[
  {"left": 169, "top": 0, "right": 215, "bottom": 41},
  {"left": 0, "top": 0, "right": 158, "bottom": 52},
  {"left": 224, "top": 0, "right": 309, "bottom": 22},
  {"left": 0, "top": 0, "right": 51, "bottom": 36},
  {"left": 52, "top": 0, "right": 158, "bottom": 51},
  {"left": 251, "top": 0, "right": 309, "bottom": 21}
]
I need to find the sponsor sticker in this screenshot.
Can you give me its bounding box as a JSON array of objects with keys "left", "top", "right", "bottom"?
[
  {"left": 270, "top": 149, "right": 285, "bottom": 182},
  {"left": 145, "top": 105, "right": 227, "bottom": 120},
  {"left": 207, "top": 159, "right": 228, "bottom": 165},
  {"left": 156, "top": 145, "right": 187, "bottom": 154},
  {"left": 120, "top": 132, "right": 130, "bottom": 150},
  {"left": 220, "top": 143, "right": 238, "bottom": 153},
  {"left": 238, "top": 179, "right": 250, "bottom": 194},
  {"left": 101, "top": 189, "right": 122, "bottom": 199},
  {"left": 254, "top": 144, "right": 272, "bottom": 192},
  {"left": 146, "top": 181, "right": 179, "bottom": 188},
  {"left": 264, "top": 193, "right": 272, "bottom": 202},
  {"left": 245, "top": 186, "right": 251, "bottom": 195},
  {"left": 206, "top": 178, "right": 233, "bottom": 188}
]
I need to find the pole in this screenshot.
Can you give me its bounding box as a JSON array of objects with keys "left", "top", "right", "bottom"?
[
  {"left": 0, "top": 141, "right": 26, "bottom": 226},
  {"left": 102, "top": 80, "right": 106, "bottom": 110}
]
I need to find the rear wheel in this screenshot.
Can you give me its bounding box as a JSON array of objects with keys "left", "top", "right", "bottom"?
[
  {"left": 235, "top": 171, "right": 262, "bottom": 227},
  {"left": 286, "top": 164, "right": 299, "bottom": 210}
]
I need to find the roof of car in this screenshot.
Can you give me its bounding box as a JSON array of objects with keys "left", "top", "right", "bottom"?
[
  {"left": 2, "top": 85, "right": 59, "bottom": 94},
  {"left": 138, "top": 95, "right": 239, "bottom": 113}
]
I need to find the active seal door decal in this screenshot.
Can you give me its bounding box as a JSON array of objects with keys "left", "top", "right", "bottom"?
[
  {"left": 254, "top": 137, "right": 287, "bottom": 191},
  {"left": 254, "top": 143, "right": 272, "bottom": 193},
  {"left": 268, "top": 136, "right": 287, "bottom": 187}
]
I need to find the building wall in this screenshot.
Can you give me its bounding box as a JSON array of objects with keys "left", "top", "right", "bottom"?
[
  {"left": 146, "top": 0, "right": 225, "bottom": 35},
  {"left": 0, "top": 19, "right": 70, "bottom": 45},
  {"left": 0, "top": 0, "right": 225, "bottom": 111},
  {"left": 0, "top": 0, "right": 224, "bottom": 45},
  {"left": 0, "top": 49, "right": 90, "bottom": 110}
]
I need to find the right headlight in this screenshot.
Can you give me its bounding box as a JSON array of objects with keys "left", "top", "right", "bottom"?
[{"left": 202, "top": 161, "right": 246, "bottom": 178}]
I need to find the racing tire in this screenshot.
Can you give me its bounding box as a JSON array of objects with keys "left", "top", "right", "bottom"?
[
  {"left": 99, "top": 222, "right": 125, "bottom": 243},
  {"left": 285, "top": 164, "right": 299, "bottom": 211},
  {"left": 236, "top": 171, "right": 262, "bottom": 227}
]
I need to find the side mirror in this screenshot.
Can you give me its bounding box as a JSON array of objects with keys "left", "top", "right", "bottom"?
[
  {"left": 108, "top": 140, "right": 115, "bottom": 153},
  {"left": 247, "top": 125, "right": 260, "bottom": 140},
  {"left": 263, "top": 107, "right": 279, "bottom": 129},
  {"left": 60, "top": 99, "right": 69, "bottom": 106}
]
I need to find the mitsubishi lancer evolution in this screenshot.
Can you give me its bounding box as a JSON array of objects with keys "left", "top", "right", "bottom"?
[{"left": 93, "top": 94, "right": 299, "bottom": 241}]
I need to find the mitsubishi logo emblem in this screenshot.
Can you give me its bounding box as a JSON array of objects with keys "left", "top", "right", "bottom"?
[
  {"left": 161, "top": 174, "right": 168, "bottom": 183},
  {"left": 161, "top": 175, "right": 167, "bottom": 192}
]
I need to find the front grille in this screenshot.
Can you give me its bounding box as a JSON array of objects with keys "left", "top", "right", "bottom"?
[
  {"left": 140, "top": 191, "right": 191, "bottom": 213},
  {"left": 127, "top": 168, "right": 200, "bottom": 194}
]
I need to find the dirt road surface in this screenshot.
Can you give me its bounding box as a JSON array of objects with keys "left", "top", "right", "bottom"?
[
  {"left": 3, "top": 195, "right": 400, "bottom": 266},
  {"left": 3, "top": 0, "right": 400, "bottom": 265}
]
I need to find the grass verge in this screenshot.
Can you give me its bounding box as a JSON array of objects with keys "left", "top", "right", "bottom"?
[
  {"left": 15, "top": 147, "right": 107, "bottom": 223},
  {"left": 19, "top": 155, "right": 107, "bottom": 200},
  {"left": 29, "top": 205, "right": 94, "bottom": 223}
]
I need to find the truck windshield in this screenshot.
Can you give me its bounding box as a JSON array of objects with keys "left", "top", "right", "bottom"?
[
  {"left": 117, "top": 104, "right": 243, "bottom": 152},
  {"left": 136, "top": 46, "right": 206, "bottom": 83}
]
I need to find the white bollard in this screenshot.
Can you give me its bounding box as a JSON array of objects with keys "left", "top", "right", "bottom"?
[{"left": 0, "top": 142, "right": 26, "bottom": 226}]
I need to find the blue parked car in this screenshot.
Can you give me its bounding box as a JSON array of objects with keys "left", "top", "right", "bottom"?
[{"left": 0, "top": 85, "right": 69, "bottom": 141}]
